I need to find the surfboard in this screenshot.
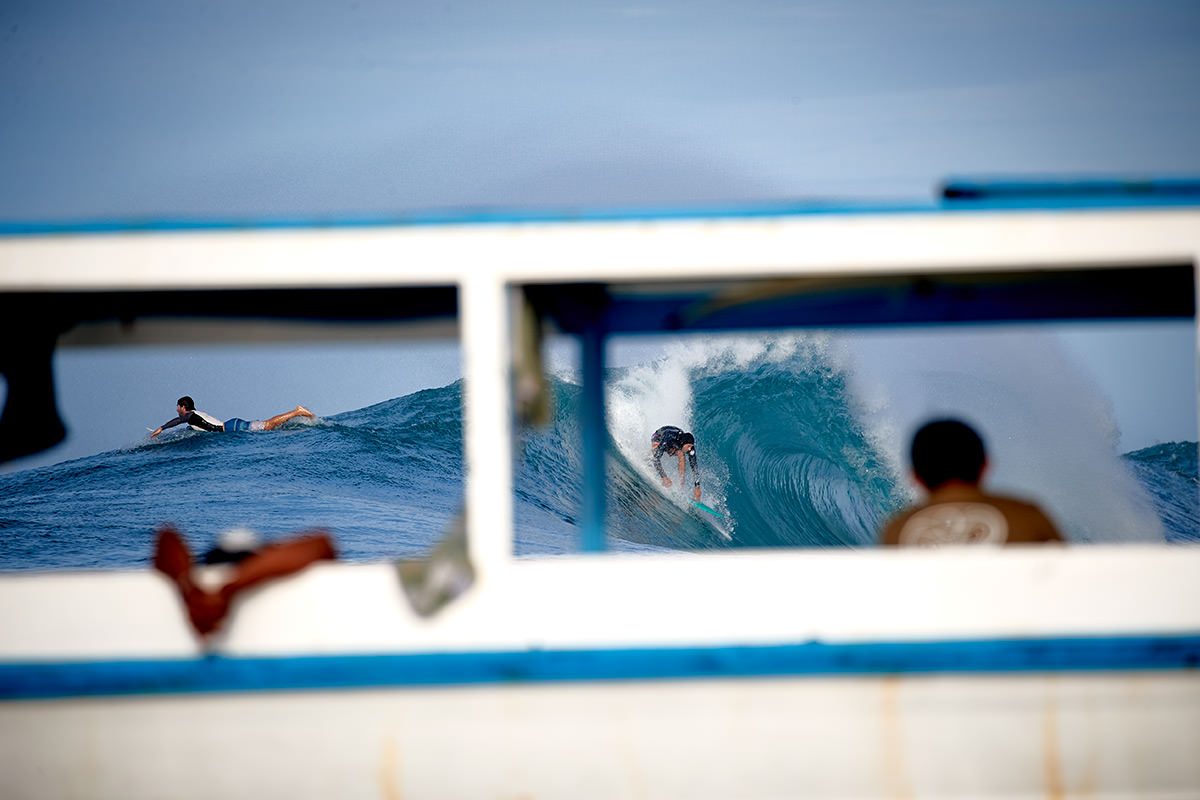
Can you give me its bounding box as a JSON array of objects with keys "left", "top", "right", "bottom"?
[{"left": 689, "top": 499, "right": 732, "bottom": 540}]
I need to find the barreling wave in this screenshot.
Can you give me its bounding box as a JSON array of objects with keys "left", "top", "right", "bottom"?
[
  {"left": 601, "top": 334, "right": 904, "bottom": 548},
  {"left": 514, "top": 334, "right": 907, "bottom": 553}
]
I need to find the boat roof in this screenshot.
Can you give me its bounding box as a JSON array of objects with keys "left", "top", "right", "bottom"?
[{"left": 1, "top": 178, "right": 1199, "bottom": 237}]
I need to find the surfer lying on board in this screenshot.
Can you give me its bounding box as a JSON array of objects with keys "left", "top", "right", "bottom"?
[
  {"left": 881, "top": 418, "right": 1063, "bottom": 546},
  {"left": 651, "top": 425, "right": 702, "bottom": 501},
  {"left": 153, "top": 526, "right": 336, "bottom": 638},
  {"left": 149, "top": 395, "right": 315, "bottom": 437}
]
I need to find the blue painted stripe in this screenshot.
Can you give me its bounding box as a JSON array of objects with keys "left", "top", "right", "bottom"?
[
  {"left": 2, "top": 635, "right": 1197, "bottom": 701},
  {"left": 0, "top": 200, "right": 934, "bottom": 236},
  {"left": 1, "top": 178, "right": 1199, "bottom": 237}
]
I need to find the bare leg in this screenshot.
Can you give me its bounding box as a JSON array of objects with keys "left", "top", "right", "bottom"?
[
  {"left": 153, "top": 527, "right": 230, "bottom": 638},
  {"left": 260, "top": 405, "right": 316, "bottom": 431},
  {"left": 221, "top": 533, "right": 337, "bottom": 596},
  {"left": 154, "top": 527, "right": 335, "bottom": 638}
]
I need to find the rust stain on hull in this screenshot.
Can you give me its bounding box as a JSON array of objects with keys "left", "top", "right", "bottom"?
[
  {"left": 881, "top": 675, "right": 914, "bottom": 800},
  {"left": 380, "top": 732, "right": 403, "bottom": 800},
  {"left": 1043, "top": 679, "right": 1065, "bottom": 800}
]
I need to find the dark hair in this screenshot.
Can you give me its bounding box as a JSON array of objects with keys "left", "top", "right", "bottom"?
[
  {"left": 177, "top": 396, "right": 195, "bottom": 411},
  {"left": 680, "top": 432, "right": 695, "bottom": 446},
  {"left": 909, "top": 418, "right": 986, "bottom": 489}
]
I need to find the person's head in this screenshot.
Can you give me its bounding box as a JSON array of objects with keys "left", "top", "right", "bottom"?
[
  {"left": 652, "top": 430, "right": 695, "bottom": 455},
  {"left": 176, "top": 395, "right": 195, "bottom": 416},
  {"left": 909, "top": 418, "right": 987, "bottom": 491}
]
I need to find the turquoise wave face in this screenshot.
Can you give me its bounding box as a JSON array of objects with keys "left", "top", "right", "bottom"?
[{"left": 689, "top": 362, "right": 904, "bottom": 547}]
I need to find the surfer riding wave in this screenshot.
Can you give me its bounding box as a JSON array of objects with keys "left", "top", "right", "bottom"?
[{"left": 651, "top": 425, "right": 701, "bottom": 501}]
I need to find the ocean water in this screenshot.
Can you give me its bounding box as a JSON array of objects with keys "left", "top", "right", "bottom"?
[{"left": 1, "top": 334, "right": 1196, "bottom": 571}]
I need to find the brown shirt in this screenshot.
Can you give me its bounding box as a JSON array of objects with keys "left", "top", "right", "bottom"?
[{"left": 881, "top": 484, "right": 1063, "bottom": 546}]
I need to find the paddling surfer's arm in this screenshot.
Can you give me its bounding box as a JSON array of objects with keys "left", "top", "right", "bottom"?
[
  {"left": 151, "top": 411, "right": 222, "bottom": 438},
  {"left": 151, "top": 415, "right": 185, "bottom": 439}
]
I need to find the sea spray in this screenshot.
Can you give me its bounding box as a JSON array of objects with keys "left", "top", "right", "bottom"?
[{"left": 842, "top": 326, "right": 1165, "bottom": 542}]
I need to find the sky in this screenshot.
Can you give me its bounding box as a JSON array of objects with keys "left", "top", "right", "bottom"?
[{"left": 2, "top": 0, "right": 1199, "bottom": 471}]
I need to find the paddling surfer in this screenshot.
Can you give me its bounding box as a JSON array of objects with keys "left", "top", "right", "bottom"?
[{"left": 150, "top": 395, "right": 314, "bottom": 437}]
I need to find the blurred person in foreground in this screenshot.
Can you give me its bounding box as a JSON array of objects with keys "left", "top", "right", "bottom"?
[
  {"left": 153, "top": 526, "right": 336, "bottom": 638},
  {"left": 881, "top": 418, "right": 1063, "bottom": 546}
]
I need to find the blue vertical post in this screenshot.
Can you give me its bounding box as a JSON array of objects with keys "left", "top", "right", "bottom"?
[{"left": 579, "top": 323, "right": 607, "bottom": 552}]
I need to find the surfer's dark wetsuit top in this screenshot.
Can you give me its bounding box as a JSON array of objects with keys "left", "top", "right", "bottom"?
[
  {"left": 159, "top": 411, "right": 224, "bottom": 433},
  {"left": 651, "top": 425, "right": 699, "bottom": 485}
]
